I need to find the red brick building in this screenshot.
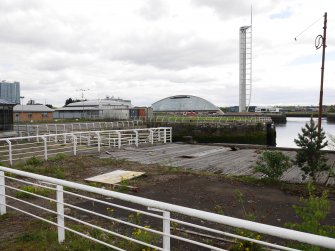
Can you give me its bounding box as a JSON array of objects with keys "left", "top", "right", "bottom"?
[{"left": 14, "top": 105, "right": 54, "bottom": 122}]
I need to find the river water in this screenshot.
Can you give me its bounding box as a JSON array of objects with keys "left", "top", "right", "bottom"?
[{"left": 275, "top": 117, "right": 335, "bottom": 149}]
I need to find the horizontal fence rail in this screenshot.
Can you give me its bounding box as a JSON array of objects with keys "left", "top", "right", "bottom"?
[
  {"left": 0, "top": 127, "right": 172, "bottom": 165},
  {"left": 0, "top": 166, "right": 334, "bottom": 250},
  {"left": 13, "top": 120, "right": 144, "bottom": 137},
  {"left": 149, "top": 116, "right": 273, "bottom": 124}
]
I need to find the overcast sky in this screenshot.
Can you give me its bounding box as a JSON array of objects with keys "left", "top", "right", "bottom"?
[{"left": 0, "top": 0, "right": 334, "bottom": 107}]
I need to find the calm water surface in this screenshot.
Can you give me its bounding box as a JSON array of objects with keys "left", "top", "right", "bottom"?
[{"left": 275, "top": 117, "right": 335, "bottom": 148}]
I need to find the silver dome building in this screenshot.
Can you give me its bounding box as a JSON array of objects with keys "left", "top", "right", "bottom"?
[{"left": 152, "top": 95, "right": 223, "bottom": 115}]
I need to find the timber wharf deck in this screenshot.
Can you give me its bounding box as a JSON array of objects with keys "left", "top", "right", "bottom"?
[{"left": 103, "top": 143, "right": 335, "bottom": 185}]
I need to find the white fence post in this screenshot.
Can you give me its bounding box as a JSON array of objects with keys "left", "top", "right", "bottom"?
[
  {"left": 133, "top": 130, "right": 139, "bottom": 147},
  {"left": 72, "top": 134, "right": 77, "bottom": 156},
  {"left": 36, "top": 126, "right": 39, "bottom": 142},
  {"left": 163, "top": 211, "right": 171, "bottom": 250},
  {"left": 41, "top": 136, "right": 48, "bottom": 160},
  {"left": 117, "top": 131, "right": 121, "bottom": 149},
  {"left": 5, "top": 140, "right": 12, "bottom": 166},
  {"left": 95, "top": 132, "right": 101, "bottom": 153},
  {"left": 164, "top": 128, "right": 167, "bottom": 143},
  {"left": 148, "top": 208, "right": 170, "bottom": 250},
  {"left": 56, "top": 185, "right": 65, "bottom": 243},
  {"left": 0, "top": 171, "right": 6, "bottom": 215},
  {"left": 149, "top": 129, "right": 154, "bottom": 144}
]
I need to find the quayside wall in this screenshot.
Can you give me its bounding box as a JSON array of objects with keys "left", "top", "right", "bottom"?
[{"left": 148, "top": 121, "right": 276, "bottom": 146}]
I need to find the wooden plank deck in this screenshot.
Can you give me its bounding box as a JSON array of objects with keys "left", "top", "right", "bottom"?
[{"left": 103, "top": 143, "right": 335, "bottom": 185}]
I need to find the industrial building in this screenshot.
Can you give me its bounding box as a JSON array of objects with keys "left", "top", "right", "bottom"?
[
  {"left": 14, "top": 104, "right": 54, "bottom": 122},
  {"left": 152, "top": 95, "right": 223, "bottom": 115},
  {"left": 0, "top": 99, "right": 15, "bottom": 131},
  {"left": 0, "top": 80, "right": 20, "bottom": 104},
  {"left": 54, "top": 97, "right": 132, "bottom": 120}
]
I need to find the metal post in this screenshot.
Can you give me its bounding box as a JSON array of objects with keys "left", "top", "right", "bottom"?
[
  {"left": 95, "top": 132, "right": 101, "bottom": 152},
  {"left": 55, "top": 126, "right": 58, "bottom": 142},
  {"left": 36, "top": 126, "right": 39, "bottom": 142},
  {"left": 56, "top": 185, "right": 65, "bottom": 243},
  {"left": 87, "top": 132, "right": 91, "bottom": 146},
  {"left": 317, "top": 12, "right": 327, "bottom": 137},
  {"left": 149, "top": 129, "right": 154, "bottom": 144},
  {"left": 148, "top": 207, "right": 170, "bottom": 250},
  {"left": 72, "top": 134, "right": 77, "bottom": 156},
  {"left": 42, "top": 136, "right": 48, "bottom": 160},
  {"left": 133, "top": 130, "right": 139, "bottom": 147},
  {"left": 117, "top": 131, "right": 121, "bottom": 149},
  {"left": 6, "top": 140, "right": 12, "bottom": 166},
  {"left": 163, "top": 211, "right": 171, "bottom": 250},
  {"left": 0, "top": 171, "right": 6, "bottom": 215}
]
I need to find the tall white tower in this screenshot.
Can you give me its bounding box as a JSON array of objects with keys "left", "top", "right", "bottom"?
[{"left": 239, "top": 25, "right": 252, "bottom": 112}]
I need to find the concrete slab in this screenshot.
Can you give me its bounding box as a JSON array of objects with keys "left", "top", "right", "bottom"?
[{"left": 86, "top": 170, "right": 145, "bottom": 184}]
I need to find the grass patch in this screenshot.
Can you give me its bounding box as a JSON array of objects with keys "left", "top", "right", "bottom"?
[
  {"left": 1, "top": 219, "right": 152, "bottom": 251},
  {"left": 15, "top": 186, "right": 52, "bottom": 199},
  {"left": 48, "top": 153, "right": 68, "bottom": 162},
  {"left": 26, "top": 156, "right": 43, "bottom": 166}
]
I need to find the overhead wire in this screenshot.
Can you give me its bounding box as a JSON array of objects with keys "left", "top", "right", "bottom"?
[{"left": 294, "top": 15, "right": 323, "bottom": 41}]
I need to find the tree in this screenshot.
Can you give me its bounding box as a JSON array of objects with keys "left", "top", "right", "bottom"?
[
  {"left": 294, "top": 118, "right": 329, "bottom": 181},
  {"left": 255, "top": 151, "right": 292, "bottom": 181},
  {"left": 64, "top": 98, "right": 82, "bottom": 106},
  {"left": 45, "top": 104, "right": 53, "bottom": 109},
  {"left": 65, "top": 98, "right": 73, "bottom": 106}
]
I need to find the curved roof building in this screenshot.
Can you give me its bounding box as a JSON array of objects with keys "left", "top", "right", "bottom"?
[{"left": 152, "top": 95, "right": 223, "bottom": 114}]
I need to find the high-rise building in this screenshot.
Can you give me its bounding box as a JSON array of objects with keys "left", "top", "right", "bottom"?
[{"left": 0, "top": 80, "right": 20, "bottom": 104}]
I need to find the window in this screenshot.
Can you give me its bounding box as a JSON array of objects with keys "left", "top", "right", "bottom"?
[{"left": 28, "top": 113, "right": 32, "bottom": 118}]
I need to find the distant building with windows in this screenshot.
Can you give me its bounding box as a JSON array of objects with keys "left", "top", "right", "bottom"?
[
  {"left": 14, "top": 105, "right": 54, "bottom": 122},
  {"left": 0, "top": 80, "right": 20, "bottom": 104},
  {"left": 54, "top": 97, "right": 132, "bottom": 120}
]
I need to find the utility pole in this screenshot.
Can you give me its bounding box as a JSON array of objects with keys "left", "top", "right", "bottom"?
[
  {"left": 317, "top": 12, "right": 327, "bottom": 137},
  {"left": 76, "top": 89, "right": 89, "bottom": 119}
]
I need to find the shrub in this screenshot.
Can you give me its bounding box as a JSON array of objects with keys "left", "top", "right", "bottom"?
[
  {"left": 49, "top": 153, "right": 68, "bottom": 161},
  {"left": 255, "top": 151, "right": 292, "bottom": 180},
  {"left": 285, "top": 183, "right": 335, "bottom": 250},
  {"left": 26, "top": 156, "right": 43, "bottom": 166}
]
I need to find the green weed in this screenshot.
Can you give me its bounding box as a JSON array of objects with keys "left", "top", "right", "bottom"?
[
  {"left": 15, "top": 186, "right": 52, "bottom": 199},
  {"left": 26, "top": 156, "right": 43, "bottom": 166}
]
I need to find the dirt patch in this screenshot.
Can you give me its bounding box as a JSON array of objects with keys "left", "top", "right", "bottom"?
[{"left": 1, "top": 154, "right": 334, "bottom": 249}]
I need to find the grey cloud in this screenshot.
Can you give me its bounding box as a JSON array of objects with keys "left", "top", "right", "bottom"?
[
  {"left": 0, "top": 0, "right": 42, "bottom": 13},
  {"left": 33, "top": 52, "right": 96, "bottom": 71},
  {"left": 137, "top": 0, "right": 168, "bottom": 20},
  {"left": 109, "top": 33, "right": 237, "bottom": 70},
  {"left": 0, "top": 5, "right": 90, "bottom": 53},
  {"left": 192, "top": 0, "right": 281, "bottom": 20}
]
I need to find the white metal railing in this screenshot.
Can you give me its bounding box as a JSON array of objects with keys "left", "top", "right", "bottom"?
[
  {"left": 13, "top": 120, "right": 144, "bottom": 137},
  {"left": 0, "top": 166, "right": 334, "bottom": 250},
  {"left": 149, "top": 116, "right": 272, "bottom": 124},
  {"left": 0, "top": 127, "right": 172, "bottom": 165}
]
